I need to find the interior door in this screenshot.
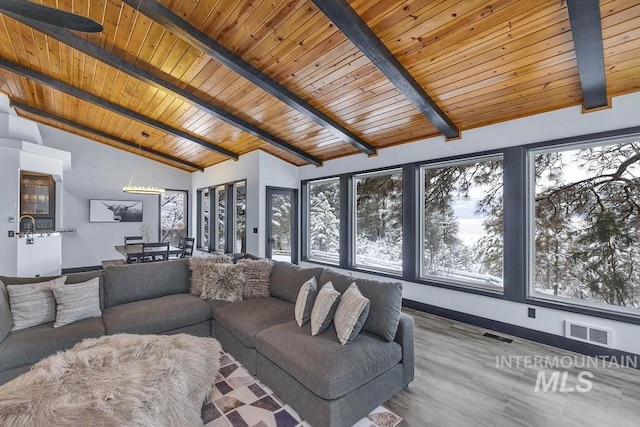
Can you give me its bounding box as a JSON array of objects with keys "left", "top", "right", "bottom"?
[{"left": 266, "top": 187, "right": 298, "bottom": 264}]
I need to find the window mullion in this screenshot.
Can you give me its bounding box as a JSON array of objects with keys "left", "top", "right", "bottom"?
[
  {"left": 503, "top": 146, "right": 528, "bottom": 302},
  {"left": 402, "top": 164, "right": 419, "bottom": 281},
  {"left": 340, "top": 174, "right": 352, "bottom": 269}
]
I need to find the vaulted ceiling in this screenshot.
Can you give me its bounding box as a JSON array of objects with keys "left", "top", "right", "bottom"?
[{"left": 0, "top": 0, "right": 638, "bottom": 172}]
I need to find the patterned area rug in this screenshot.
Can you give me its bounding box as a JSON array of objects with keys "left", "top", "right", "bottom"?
[{"left": 201, "top": 352, "right": 402, "bottom": 427}]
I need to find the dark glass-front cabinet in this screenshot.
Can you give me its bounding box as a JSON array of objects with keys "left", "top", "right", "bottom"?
[{"left": 20, "top": 171, "right": 56, "bottom": 231}]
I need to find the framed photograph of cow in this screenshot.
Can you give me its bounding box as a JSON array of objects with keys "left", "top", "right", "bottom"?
[{"left": 89, "top": 199, "right": 143, "bottom": 223}]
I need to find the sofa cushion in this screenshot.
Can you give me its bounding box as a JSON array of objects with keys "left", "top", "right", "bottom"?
[
  {"left": 102, "top": 294, "right": 210, "bottom": 335},
  {"left": 0, "top": 317, "right": 105, "bottom": 371},
  {"left": 319, "top": 269, "right": 402, "bottom": 341},
  {"left": 206, "top": 299, "right": 232, "bottom": 319},
  {"left": 0, "top": 281, "right": 11, "bottom": 343},
  {"left": 269, "top": 262, "right": 323, "bottom": 304},
  {"left": 215, "top": 297, "right": 294, "bottom": 348},
  {"left": 334, "top": 283, "right": 370, "bottom": 345},
  {"left": 52, "top": 278, "right": 102, "bottom": 327},
  {"left": 6, "top": 277, "right": 66, "bottom": 331},
  {"left": 103, "top": 259, "right": 191, "bottom": 308},
  {"left": 255, "top": 321, "right": 402, "bottom": 400}
]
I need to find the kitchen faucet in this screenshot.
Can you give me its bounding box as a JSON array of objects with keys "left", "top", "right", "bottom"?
[{"left": 19, "top": 215, "right": 36, "bottom": 232}]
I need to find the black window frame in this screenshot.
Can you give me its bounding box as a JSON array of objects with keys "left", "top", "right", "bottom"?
[{"left": 300, "top": 125, "right": 640, "bottom": 325}]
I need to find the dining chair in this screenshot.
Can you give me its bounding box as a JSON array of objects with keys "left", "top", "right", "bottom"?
[
  {"left": 178, "top": 236, "right": 186, "bottom": 249},
  {"left": 181, "top": 237, "right": 195, "bottom": 258},
  {"left": 124, "top": 236, "right": 144, "bottom": 245},
  {"left": 142, "top": 242, "right": 170, "bottom": 262}
]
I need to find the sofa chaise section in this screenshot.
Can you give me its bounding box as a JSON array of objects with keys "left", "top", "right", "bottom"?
[{"left": 213, "top": 297, "right": 295, "bottom": 374}]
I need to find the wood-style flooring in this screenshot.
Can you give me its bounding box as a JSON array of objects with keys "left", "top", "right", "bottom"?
[{"left": 386, "top": 308, "right": 640, "bottom": 427}]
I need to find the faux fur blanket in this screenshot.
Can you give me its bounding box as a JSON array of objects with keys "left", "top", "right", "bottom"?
[{"left": 0, "top": 334, "right": 221, "bottom": 426}]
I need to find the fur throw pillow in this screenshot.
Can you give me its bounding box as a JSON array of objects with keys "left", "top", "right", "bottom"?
[
  {"left": 189, "top": 255, "right": 232, "bottom": 296},
  {"left": 199, "top": 263, "right": 245, "bottom": 302},
  {"left": 237, "top": 259, "right": 273, "bottom": 299}
]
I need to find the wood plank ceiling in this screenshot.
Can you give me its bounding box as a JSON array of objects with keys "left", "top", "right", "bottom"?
[{"left": 0, "top": 0, "right": 638, "bottom": 172}]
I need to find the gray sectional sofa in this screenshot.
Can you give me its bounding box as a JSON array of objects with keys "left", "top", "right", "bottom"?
[{"left": 0, "top": 257, "right": 414, "bottom": 427}]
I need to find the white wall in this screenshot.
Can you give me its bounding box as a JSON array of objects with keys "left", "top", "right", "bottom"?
[
  {"left": 0, "top": 148, "right": 19, "bottom": 275},
  {"left": 299, "top": 91, "right": 640, "bottom": 355},
  {"left": 190, "top": 150, "right": 299, "bottom": 257},
  {"left": 192, "top": 151, "right": 260, "bottom": 255},
  {"left": 38, "top": 125, "right": 191, "bottom": 269}
]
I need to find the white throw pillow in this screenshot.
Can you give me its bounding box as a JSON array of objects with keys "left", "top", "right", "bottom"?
[
  {"left": 6, "top": 276, "right": 66, "bottom": 331},
  {"left": 334, "top": 283, "right": 370, "bottom": 345},
  {"left": 294, "top": 277, "right": 318, "bottom": 327},
  {"left": 52, "top": 278, "right": 102, "bottom": 327},
  {"left": 310, "top": 282, "right": 341, "bottom": 336}
]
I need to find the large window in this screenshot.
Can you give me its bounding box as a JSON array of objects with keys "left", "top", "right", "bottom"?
[
  {"left": 354, "top": 169, "right": 403, "bottom": 273},
  {"left": 160, "top": 190, "right": 188, "bottom": 247},
  {"left": 420, "top": 157, "right": 504, "bottom": 290},
  {"left": 307, "top": 178, "right": 340, "bottom": 264},
  {"left": 531, "top": 139, "right": 640, "bottom": 313},
  {"left": 301, "top": 130, "right": 640, "bottom": 323}
]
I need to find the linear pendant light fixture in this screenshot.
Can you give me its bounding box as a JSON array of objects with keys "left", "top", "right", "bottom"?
[{"left": 123, "top": 132, "right": 165, "bottom": 195}]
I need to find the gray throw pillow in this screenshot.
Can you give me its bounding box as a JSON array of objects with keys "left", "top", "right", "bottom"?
[
  {"left": 334, "top": 283, "right": 370, "bottom": 345},
  {"left": 310, "top": 282, "right": 341, "bottom": 336},
  {"left": 200, "top": 263, "right": 245, "bottom": 302},
  {"left": 6, "top": 276, "right": 67, "bottom": 331},
  {"left": 294, "top": 277, "right": 318, "bottom": 327},
  {"left": 237, "top": 259, "right": 273, "bottom": 299},
  {"left": 52, "top": 278, "right": 102, "bottom": 327},
  {"left": 189, "top": 255, "right": 232, "bottom": 296}
]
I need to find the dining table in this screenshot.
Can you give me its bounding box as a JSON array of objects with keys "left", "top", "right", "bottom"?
[{"left": 114, "top": 244, "right": 182, "bottom": 263}]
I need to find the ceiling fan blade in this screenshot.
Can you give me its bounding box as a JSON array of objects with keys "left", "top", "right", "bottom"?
[{"left": 0, "top": 0, "right": 103, "bottom": 33}]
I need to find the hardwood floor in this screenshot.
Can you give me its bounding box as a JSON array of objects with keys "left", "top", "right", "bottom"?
[{"left": 386, "top": 308, "right": 640, "bottom": 427}]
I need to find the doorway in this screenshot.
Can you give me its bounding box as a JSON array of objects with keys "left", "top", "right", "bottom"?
[{"left": 266, "top": 187, "right": 298, "bottom": 264}]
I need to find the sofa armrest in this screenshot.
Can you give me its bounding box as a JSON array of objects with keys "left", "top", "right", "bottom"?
[{"left": 394, "top": 312, "right": 415, "bottom": 388}]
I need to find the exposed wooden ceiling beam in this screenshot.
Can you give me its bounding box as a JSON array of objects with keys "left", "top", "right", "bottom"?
[
  {"left": 121, "top": 0, "right": 376, "bottom": 156},
  {"left": 2, "top": 13, "right": 322, "bottom": 166},
  {"left": 311, "top": 0, "right": 459, "bottom": 139},
  {"left": 566, "top": 0, "right": 608, "bottom": 110},
  {"left": 0, "top": 57, "right": 239, "bottom": 160},
  {"left": 11, "top": 101, "right": 204, "bottom": 172}
]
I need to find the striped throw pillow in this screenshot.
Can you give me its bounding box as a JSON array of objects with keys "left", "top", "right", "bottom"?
[{"left": 52, "top": 278, "right": 102, "bottom": 327}]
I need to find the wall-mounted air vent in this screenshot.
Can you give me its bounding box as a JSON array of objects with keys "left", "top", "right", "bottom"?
[{"left": 564, "top": 320, "right": 613, "bottom": 348}]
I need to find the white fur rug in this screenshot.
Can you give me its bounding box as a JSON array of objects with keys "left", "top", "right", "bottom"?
[{"left": 0, "top": 334, "right": 221, "bottom": 426}]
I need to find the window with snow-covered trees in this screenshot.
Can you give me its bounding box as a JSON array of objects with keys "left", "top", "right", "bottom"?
[
  {"left": 531, "top": 139, "right": 640, "bottom": 314},
  {"left": 307, "top": 178, "right": 340, "bottom": 264},
  {"left": 214, "top": 186, "right": 226, "bottom": 253},
  {"left": 234, "top": 182, "right": 246, "bottom": 253},
  {"left": 420, "top": 157, "right": 504, "bottom": 290},
  {"left": 354, "top": 169, "right": 403, "bottom": 274},
  {"left": 199, "top": 189, "right": 209, "bottom": 250},
  {"left": 160, "top": 190, "right": 188, "bottom": 247}
]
